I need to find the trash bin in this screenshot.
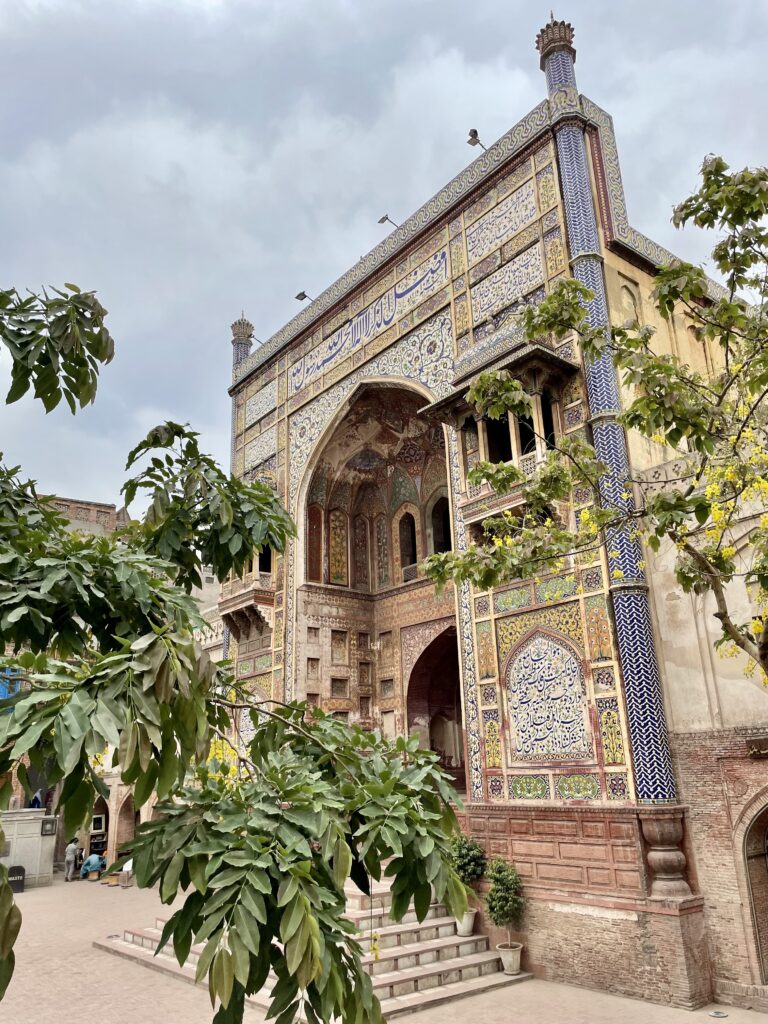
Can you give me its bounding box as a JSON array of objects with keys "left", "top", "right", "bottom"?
[{"left": 8, "top": 866, "right": 25, "bottom": 893}]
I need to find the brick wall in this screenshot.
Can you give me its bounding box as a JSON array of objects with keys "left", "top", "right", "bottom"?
[{"left": 670, "top": 727, "right": 768, "bottom": 999}]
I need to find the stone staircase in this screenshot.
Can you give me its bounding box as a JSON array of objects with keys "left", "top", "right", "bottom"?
[{"left": 94, "top": 879, "right": 529, "bottom": 1017}]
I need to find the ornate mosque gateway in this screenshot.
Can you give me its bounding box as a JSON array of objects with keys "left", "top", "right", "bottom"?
[{"left": 220, "top": 18, "right": 768, "bottom": 1012}]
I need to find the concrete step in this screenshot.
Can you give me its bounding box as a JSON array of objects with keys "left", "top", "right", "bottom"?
[
  {"left": 367, "top": 934, "right": 489, "bottom": 975},
  {"left": 355, "top": 916, "right": 457, "bottom": 950},
  {"left": 345, "top": 901, "right": 450, "bottom": 932},
  {"left": 128, "top": 923, "right": 486, "bottom": 976},
  {"left": 379, "top": 969, "right": 530, "bottom": 1019},
  {"left": 94, "top": 935, "right": 530, "bottom": 1018}
]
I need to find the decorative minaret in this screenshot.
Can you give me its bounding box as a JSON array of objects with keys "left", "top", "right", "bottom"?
[
  {"left": 231, "top": 313, "right": 254, "bottom": 368},
  {"left": 536, "top": 19, "right": 678, "bottom": 807},
  {"left": 223, "top": 313, "right": 254, "bottom": 663}
]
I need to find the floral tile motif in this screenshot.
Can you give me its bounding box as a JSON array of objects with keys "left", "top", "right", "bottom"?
[
  {"left": 496, "top": 601, "right": 584, "bottom": 663},
  {"left": 505, "top": 631, "right": 592, "bottom": 762},
  {"left": 597, "top": 697, "right": 625, "bottom": 765},
  {"left": 536, "top": 164, "right": 558, "bottom": 212},
  {"left": 581, "top": 565, "right": 603, "bottom": 592},
  {"left": 483, "top": 712, "right": 502, "bottom": 769},
  {"left": 474, "top": 595, "right": 490, "bottom": 617},
  {"left": 493, "top": 586, "right": 531, "bottom": 615},
  {"left": 554, "top": 773, "right": 601, "bottom": 801},
  {"left": 509, "top": 774, "right": 550, "bottom": 800},
  {"left": 607, "top": 773, "right": 629, "bottom": 800},
  {"left": 476, "top": 620, "right": 496, "bottom": 679},
  {"left": 487, "top": 775, "right": 505, "bottom": 800},
  {"left": 536, "top": 574, "right": 577, "bottom": 604},
  {"left": 592, "top": 665, "right": 616, "bottom": 692},
  {"left": 544, "top": 226, "right": 567, "bottom": 278},
  {"left": 563, "top": 403, "right": 585, "bottom": 428},
  {"left": 480, "top": 684, "right": 497, "bottom": 706},
  {"left": 584, "top": 594, "right": 613, "bottom": 661}
]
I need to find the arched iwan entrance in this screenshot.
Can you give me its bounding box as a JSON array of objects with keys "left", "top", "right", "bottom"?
[
  {"left": 745, "top": 803, "right": 768, "bottom": 983},
  {"left": 406, "top": 626, "right": 465, "bottom": 791}
]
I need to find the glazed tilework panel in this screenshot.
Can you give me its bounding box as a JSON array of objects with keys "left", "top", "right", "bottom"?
[
  {"left": 288, "top": 248, "right": 449, "bottom": 396},
  {"left": 466, "top": 179, "right": 538, "bottom": 266},
  {"left": 470, "top": 243, "right": 544, "bottom": 326},
  {"left": 245, "top": 379, "right": 277, "bottom": 428},
  {"left": 505, "top": 632, "right": 593, "bottom": 762},
  {"left": 244, "top": 425, "right": 277, "bottom": 471},
  {"left": 496, "top": 601, "right": 583, "bottom": 664}
]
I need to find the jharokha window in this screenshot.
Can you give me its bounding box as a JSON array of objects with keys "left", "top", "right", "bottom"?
[{"left": 473, "top": 390, "right": 560, "bottom": 475}]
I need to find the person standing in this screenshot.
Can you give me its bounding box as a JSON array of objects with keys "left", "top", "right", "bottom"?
[{"left": 64, "top": 839, "right": 78, "bottom": 882}]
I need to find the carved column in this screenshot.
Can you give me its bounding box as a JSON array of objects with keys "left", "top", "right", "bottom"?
[
  {"left": 640, "top": 810, "right": 692, "bottom": 897},
  {"left": 536, "top": 18, "right": 677, "bottom": 803}
]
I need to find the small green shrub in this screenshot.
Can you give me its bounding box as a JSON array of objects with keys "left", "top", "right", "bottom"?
[
  {"left": 450, "top": 835, "right": 487, "bottom": 888},
  {"left": 485, "top": 858, "right": 525, "bottom": 946}
]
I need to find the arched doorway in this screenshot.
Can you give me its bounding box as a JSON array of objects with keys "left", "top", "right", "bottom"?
[
  {"left": 406, "top": 627, "right": 465, "bottom": 791},
  {"left": 745, "top": 803, "right": 768, "bottom": 982},
  {"left": 114, "top": 794, "right": 139, "bottom": 859}
]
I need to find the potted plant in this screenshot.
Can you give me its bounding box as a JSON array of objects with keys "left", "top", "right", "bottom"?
[
  {"left": 485, "top": 858, "right": 525, "bottom": 974},
  {"left": 449, "top": 835, "right": 487, "bottom": 936}
]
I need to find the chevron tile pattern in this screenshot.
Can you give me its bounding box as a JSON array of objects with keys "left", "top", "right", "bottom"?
[{"left": 545, "top": 42, "right": 677, "bottom": 802}]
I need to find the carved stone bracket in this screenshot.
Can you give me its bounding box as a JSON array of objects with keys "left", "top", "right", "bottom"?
[{"left": 639, "top": 809, "right": 692, "bottom": 898}]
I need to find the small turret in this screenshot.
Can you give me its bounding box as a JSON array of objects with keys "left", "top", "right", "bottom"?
[{"left": 231, "top": 313, "right": 254, "bottom": 367}]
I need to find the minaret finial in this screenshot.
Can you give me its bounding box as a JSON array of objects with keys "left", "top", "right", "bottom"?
[{"left": 535, "top": 16, "right": 576, "bottom": 71}]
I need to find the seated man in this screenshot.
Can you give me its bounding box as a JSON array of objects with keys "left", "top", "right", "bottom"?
[{"left": 80, "top": 852, "right": 107, "bottom": 879}]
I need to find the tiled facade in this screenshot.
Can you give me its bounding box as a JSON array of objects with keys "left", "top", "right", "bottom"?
[{"left": 221, "top": 18, "right": 768, "bottom": 1012}]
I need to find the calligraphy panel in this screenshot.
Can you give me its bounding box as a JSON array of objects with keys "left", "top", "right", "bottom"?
[
  {"left": 470, "top": 243, "right": 545, "bottom": 326},
  {"left": 289, "top": 247, "right": 450, "bottom": 395},
  {"left": 505, "top": 632, "right": 593, "bottom": 762},
  {"left": 465, "top": 178, "right": 538, "bottom": 267}
]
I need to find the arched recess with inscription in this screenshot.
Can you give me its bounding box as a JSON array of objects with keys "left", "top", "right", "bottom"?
[{"left": 503, "top": 629, "right": 593, "bottom": 766}]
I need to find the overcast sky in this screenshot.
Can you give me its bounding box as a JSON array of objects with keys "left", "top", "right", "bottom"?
[{"left": 1, "top": 0, "right": 765, "bottom": 508}]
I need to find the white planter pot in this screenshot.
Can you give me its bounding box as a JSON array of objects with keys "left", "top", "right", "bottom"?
[
  {"left": 497, "top": 942, "right": 523, "bottom": 975},
  {"left": 455, "top": 908, "right": 477, "bottom": 937}
]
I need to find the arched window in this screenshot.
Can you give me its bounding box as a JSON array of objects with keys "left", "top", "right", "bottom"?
[
  {"left": 398, "top": 512, "right": 417, "bottom": 568},
  {"left": 431, "top": 496, "right": 452, "bottom": 554},
  {"left": 328, "top": 509, "right": 349, "bottom": 586},
  {"left": 540, "top": 392, "right": 557, "bottom": 450},
  {"left": 517, "top": 413, "right": 537, "bottom": 455},
  {"left": 258, "top": 548, "right": 272, "bottom": 574},
  {"left": 620, "top": 284, "right": 639, "bottom": 322},
  {"left": 307, "top": 505, "right": 323, "bottom": 583},
  {"left": 353, "top": 515, "right": 370, "bottom": 590},
  {"left": 485, "top": 415, "right": 512, "bottom": 463}
]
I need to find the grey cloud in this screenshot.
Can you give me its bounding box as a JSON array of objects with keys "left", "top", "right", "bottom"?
[{"left": 0, "top": 0, "right": 765, "bottom": 504}]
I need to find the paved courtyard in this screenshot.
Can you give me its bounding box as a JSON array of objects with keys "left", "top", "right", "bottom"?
[{"left": 3, "top": 876, "right": 765, "bottom": 1024}]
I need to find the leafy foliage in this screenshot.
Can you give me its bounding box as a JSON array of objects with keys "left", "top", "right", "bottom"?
[
  {"left": 484, "top": 859, "right": 524, "bottom": 946},
  {"left": 0, "top": 285, "right": 113, "bottom": 413},
  {"left": 122, "top": 422, "right": 295, "bottom": 592},
  {"left": 449, "top": 834, "right": 487, "bottom": 888},
  {"left": 426, "top": 157, "right": 768, "bottom": 681},
  {"left": 0, "top": 284, "right": 465, "bottom": 1022}
]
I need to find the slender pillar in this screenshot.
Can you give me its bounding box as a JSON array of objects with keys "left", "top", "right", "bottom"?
[{"left": 536, "top": 20, "right": 677, "bottom": 803}]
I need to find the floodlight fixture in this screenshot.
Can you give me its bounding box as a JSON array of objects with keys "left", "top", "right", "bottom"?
[
  {"left": 377, "top": 214, "right": 400, "bottom": 228},
  {"left": 295, "top": 291, "right": 312, "bottom": 302},
  {"left": 467, "top": 128, "right": 487, "bottom": 152}
]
